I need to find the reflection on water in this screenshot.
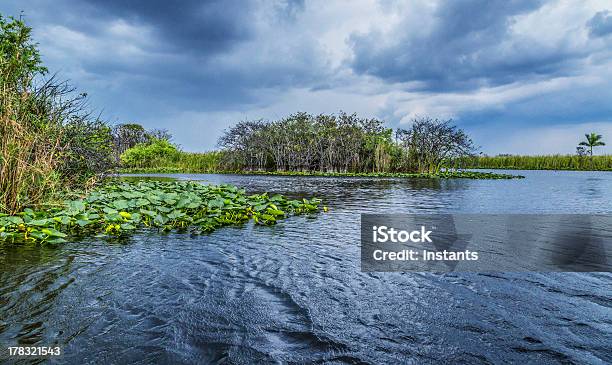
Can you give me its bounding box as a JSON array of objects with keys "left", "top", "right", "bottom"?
[{"left": 1, "top": 170, "right": 611, "bottom": 364}]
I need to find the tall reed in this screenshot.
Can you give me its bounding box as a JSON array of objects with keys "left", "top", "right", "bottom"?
[
  {"left": 120, "top": 150, "right": 224, "bottom": 173},
  {"left": 458, "top": 155, "right": 612, "bottom": 171},
  {"left": 0, "top": 88, "right": 63, "bottom": 213},
  {"left": 1, "top": 15, "right": 115, "bottom": 214}
]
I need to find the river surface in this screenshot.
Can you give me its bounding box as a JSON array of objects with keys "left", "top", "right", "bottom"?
[{"left": 1, "top": 170, "right": 611, "bottom": 364}]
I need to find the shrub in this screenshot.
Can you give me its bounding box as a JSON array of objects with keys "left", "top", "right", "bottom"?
[{"left": 120, "top": 139, "right": 180, "bottom": 168}]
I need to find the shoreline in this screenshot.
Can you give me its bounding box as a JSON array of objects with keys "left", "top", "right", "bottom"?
[
  {"left": 116, "top": 169, "right": 525, "bottom": 179},
  {"left": 467, "top": 166, "right": 611, "bottom": 172}
]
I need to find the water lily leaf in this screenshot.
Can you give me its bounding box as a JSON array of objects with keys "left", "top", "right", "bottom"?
[
  {"left": 52, "top": 216, "right": 72, "bottom": 225},
  {"left": 66, "top": 200, "right": 86, "bottom": 214},
  {"left": 140, "top": 209, "right": 157, "bottom": 217},
  {"left": 267, "top": 208, "right": 285, "bottom": 216},
  {"left": 208, "top": 198, "right": 225, "bottom": 209},
  {"left": 135, "top": 198, "right": 150, "bottom": 207},
  {"left": 186, "top": 201, "right": 201, "bottom": 209},
  {"left": 6, "top": 216, "right": 23, "bottom": 225},
  {"left": 105, "top": 213, "right": 123, "bottom": 222},
  {"left": 29, "top": 219, "right": 50, "bottom": 226},
  {"left": 30, "top": 231, "right": 46, "bottom": 240},
  {"left": 176, "top": 198, "right": 191, "bottom": 209},
  {"left": 157, "top": 206, "right": 171, "bottom": 213},
  {"left": 167, "top": 210, "right": 186, "bottom": 220},
  {"left": 269, "top": 194, "right": 284, "bottom": 202},
  {"left": 113, "top": 200, "right": 129, "bottom": 210},
  {"left": 254, "top": 204, "right": 267, "bottom": 211},
  {"left": 41, "top": 228, "right": 67, "bottom": 238},
  {"left": 76, "top": 219, "right": 91, "bottom": 227},
  {"left": 153, "top": 214, "right": 167, "bottom": 226}
]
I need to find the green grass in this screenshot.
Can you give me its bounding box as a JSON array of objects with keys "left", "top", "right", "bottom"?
[
  {"left": 218, "top": 170, "right": 523, "bottom": 179},
  {"left": 0, "top": 180, "right": 322, "bottom": 245},
  {"left": 118, "top": 167, "right": 523, "bottom": 179},
  {"left": 118, "top": 149, "right": 527, "bottom": 179},
  {"left": 459, "top": 155, "right": 612, "bottom": 171},
  {"left": 121, "top": 150, "right": 223, "bottom": 173}
]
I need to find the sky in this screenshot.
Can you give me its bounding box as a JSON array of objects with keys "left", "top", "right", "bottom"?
[{"left": 2, "top": 0, "right": 612, "bottom": 155}]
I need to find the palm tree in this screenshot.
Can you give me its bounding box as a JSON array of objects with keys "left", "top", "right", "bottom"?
[{"left": 579, "top": 133, "right": 605, "bottom": 157}]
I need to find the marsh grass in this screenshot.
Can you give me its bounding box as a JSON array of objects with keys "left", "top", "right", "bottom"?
[
  {"left": 1, "top": 16, "right": 115, "bottom": 214},
  {"left": 0, "top": 85, "right": 64, "bottom": 214},
  {"left": 119, "top": 161, "right": 523, "bottom": 179},
  {"left": 460, "top": 155, "right": 612, "bottom": 171},
  {"left": 120, "top": 150, "right": 223, "bottom": 173}
]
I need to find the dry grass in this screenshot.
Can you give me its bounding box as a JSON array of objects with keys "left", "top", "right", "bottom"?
[{"left": 0, "top": 86, "right": 63, "bottom": 214}]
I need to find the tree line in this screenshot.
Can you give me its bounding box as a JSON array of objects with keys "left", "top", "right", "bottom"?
[{"left": 217, "top": 112, "right": 476, "bottom": 174}]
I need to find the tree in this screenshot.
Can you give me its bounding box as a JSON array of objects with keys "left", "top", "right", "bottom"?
[
  {"left": 578, "top": 133, "right": 605, "bottom": 157},
  {"left": 404, "top": 117, "right": 476, "bottom": 174},
  {"left": 216, "top": 113, "right": 477, "bottom": 174},
  {"left": 576, "top": 146, "right": 587, "bottom": 157},
  {"left": 0, "top": 14, "right": 47, "bottom": 89},
  {"left": 112, "top": 123, "right": 148, "bottom": 158}
]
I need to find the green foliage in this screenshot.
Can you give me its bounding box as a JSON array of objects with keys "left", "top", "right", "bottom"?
[
  {"left": 0, "top": 14, "right": 47, "bottom": 88},
  {"left": 218, "top": 113, "right": 475, "bottom": 174},
  {"left": 579, "top": 133, "right": 605, "bottom": 157},
  {"left": 459, "top": 154, "right": 612, "bottom": 171},
  {"left": 212, "top": 170, "right": 522, "bottom": 179},
  {"left": 120, "top": 139, "right": 179, "bottom": 168},
  {"left": 1, "top": 14, "right": 115, "bottom": 214},
  {"left": 111, "top": 123, "right": 169, "bottom": 160},
  {"left": 0, "top": 180, "right": 323, "bottom": 244}
]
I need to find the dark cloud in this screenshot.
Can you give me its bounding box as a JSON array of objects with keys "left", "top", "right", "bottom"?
[
  {"left": 587, "top": 10, "right": 612, "bottom": 38},
  {"left": 1, "top": 0, "right": 326, "bottom": 115},
  {"left": 78, "top": 0, "right": 255, "bottom": 55},
  {"left": 348, "top": 0, "right": 591, "bottom": 91}
]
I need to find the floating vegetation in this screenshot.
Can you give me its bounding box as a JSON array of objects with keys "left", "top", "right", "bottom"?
[
  {"left": 214, "top": 170, "right": 524, "bottom": 179},
  {"left": 0, "top": 181, "right": 322, "bottom": 245},
  {"left": 226, "top": 170, "right": 524, "bottom": 179},
  {"left": 119, "top": 169, "right": 523, "bottom": 179}
]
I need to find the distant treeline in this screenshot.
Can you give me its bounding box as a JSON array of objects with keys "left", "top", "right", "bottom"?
[
  {"left": 460, "top": 154, "right": 612, "bottom": 171},
  {"left": 120, "top": 113, "right": 476, "bottom": 174},
  {"left": 216, "top": 112, "right": 475, "bottom": 174}
]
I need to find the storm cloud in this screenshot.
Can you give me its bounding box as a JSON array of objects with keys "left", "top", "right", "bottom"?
[
  {"left": 588, "top": 10, "right": 612, "bottom": 37},
  {"left": 1, "top": 0, "right": 611, "bottom": 154},
  {"left": 349, "top": 0, "right": 594, "bottom": 91}
]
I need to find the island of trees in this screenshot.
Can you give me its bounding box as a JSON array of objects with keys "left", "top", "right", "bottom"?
[{"left": 217, "top": 113, "right": 475, "bottom": 174}]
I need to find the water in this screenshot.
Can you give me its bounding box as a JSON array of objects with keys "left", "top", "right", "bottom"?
[{"left": 1, "top": 171, "right": 611, "bottom": 364}]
